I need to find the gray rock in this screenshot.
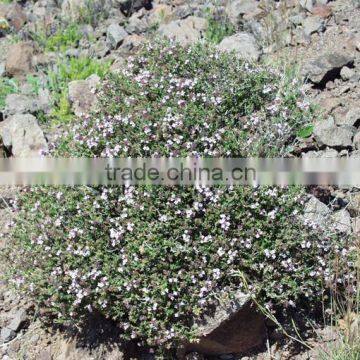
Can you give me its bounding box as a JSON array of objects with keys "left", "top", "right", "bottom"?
[
  {"left": 350, "top": 150, "right": 360, "bottom": 158},
  {"left": 302, "top": 148, "right": 339, "bottom": 158},
  {"left": 225, "top": 0, "right": 260, "bottom": 25},
  {"left": 147, "top": 4, "right": 173, "bottom": 27},
  {"left": 348, "top": 193, "right": 360, "bottom": 216},
  {"left": 0, "top": 327, "right": 16, "bottom": 343},
  {"left": 345, "top": 108, "right": 359, "bottom": 127},
  {"left": 90, "top": 39, "right": 110, "bottom": 58},
  {"left": 37, "top": 88, "right": 52, "bottom": 114},
  {"left": 331, "top": 209, "right": 351, "bottom": 234},
  {"left": 4, "top": 94, "right": 39, "bottom": 117},
  {"left": 0, "top": 114, "right": 48, "bottom": 157},
  {"left": 303, "top": 195, "right": 331, "bottom": 228},
  {"left": 110, "top": 57, "right": 126, "bottom": 73},
  {"left": 354, "top": 131, "right": 360, "bottom": 150},
  {"left": 61, "top": 0, "right": 113, "bottom": 21},
  {"left": 300, "top": 0, "right": 315, "bottom": 11},
  {"left": 290, "top": 14, "right": 305, "bottom": 26},
  {"left": 125, "top": 13, "right": 148, "bottom": 34},
  {"left": 333, "top": 107, "right": 358, "bottom": 127},
  {"left": 352, "top": 217, "right": 360, "bottom": 233},
  {"left": 68, "top": 74, "right": 100, "bottom": 117},
  {"left": 106, "top": 23, "right": 128, "bottom": 49},
  {"left": 302, "top": 52, "right": 354, "bottom": 84},
  {"left": 244, "top": 19, "right": 266, "bottom": 41},
  {"left": 1, "top": 2, "right": 26, "bottom": 31},
  {"left": 8, "top": 309, "right": 27, "bottom": 332},
  {"left": 340, "top": 66, "right": 355, "bottom": 81},
  {"left": 38, "top": 349, "right": 52, "bottom": 360},
  {"left": 65, "top": 48, "right": 80, "bottom": 58},
  {"left": 217, "top": 32, "right": 260, "bottom": 61},
  {"left": 303, "top": 16, "right": 325, "bottom": 36},
  {"left": 118, "top": 34, "right": 146, "bottom": 55},
  {"left": 158, "top": 17, "right": 208, "bottom": 46},
  {"left": 179, "top": 291, "right": 265, "bottom": 356},
  {"left": 4, "top": 91, "right": 51, "bottom": 117},
  {"left": 313, "top": 117, "right": 354, "bottom": 147},
  {"left": 195, "top": 291, "right": 250, "bottom": 337},
  {"left": 0, "top": 62, "right": 4, "bottom": 77},
  {"left": 5, "top": 42, "right": 35, "bottom": 78}
]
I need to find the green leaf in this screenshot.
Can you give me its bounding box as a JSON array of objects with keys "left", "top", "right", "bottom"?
[{"left": 297, "top": 124, "right": 314, "bottom": 138}]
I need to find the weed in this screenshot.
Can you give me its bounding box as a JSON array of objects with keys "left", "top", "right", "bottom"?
[
  {"left": 205, "top": 17, "right": 235, "bottom": 44},
  {"left": 77, "top": 0, "right": 110, "bottom": 27},
  {"left": 318, "top": 334, "right": 360, "bottom": 360},
  {"left": 32, "top": 23, "right": 82, "bottom": 53},
  {"left": 26, "top": 75, "right": 42, "bottom": 96},
  {"left": 0, "top": 77, "right": 18, "bottom": 110}
]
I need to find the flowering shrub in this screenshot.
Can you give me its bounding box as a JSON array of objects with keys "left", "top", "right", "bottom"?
[
  {"left": 55, "top": 41, "right": 312, "bottom": 157},
  {"left": 7, "top": 42, "right": 350, "bottom": 350}
]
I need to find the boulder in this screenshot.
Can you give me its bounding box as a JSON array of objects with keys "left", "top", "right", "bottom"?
[
  {"left": 350, "top": 150, "right": 360, "bottom": 158},
  {"left": 302, "top": 52, "right": 354, "bottom": 84},
  {"left": 118, "top": 34, "right": 146, "bottom": 55},
  {"left": 5, "top": 42, "right": 35, "bottom": 78},
  {"left": 340, "top": 66, "right": 355, "bottom": 81},
  {"left": 106, "top": 23, "right": 128, "bottom": 49},
  {"left": 158, "top": 17, "right": 208, "bottom": 46},
  {"left": 300, "top": 0, "right": 315, "bottom": 12},
  {"left": 303, "top": 16, "right": 325, "bottom": 36},
  {"left": 37, "top": 88, "right": 52, "bottom": 114},
  {"left": 4, "top": 94, "right": 39, "bottom": 117},
  {"left": 225, "top": 0, "right": 260, "bottom": 25},
  {"left": 125, "top": 13, "right": 149, "bottom": 34},
  {"left": 179, "top": 292, "right": 265, "bottom": 357},
  {"left": 8, "top": 309, "right": 28, "bottom": 332},
  {"left": 0, "top": 62, "right": 5, "bottom": 77},
  {"left": 334, "top": 107, "right": 360, "bottom": 127},
  {"left": 68, "top": 74, "right": 100, "bottom": 117},
  {"left": 0, "top": 3, "right": 26, "bottom": 31},
  {"left": 311, "top": 4, "right": 332, "bottom": 18},
  {"left": 90, "top": 39, "right": 110, "bottom": 58},
  {"left": 354, "top": 131, "right": 360, "bottom": 150},
  {"left": 352, "top": 217, "right": 360, "bottom": 233},
  {"left": 110, "top": 56, "right": 126, "bottom": 73},
  {"left": 5, "top": 3, "right": 26, "bottom": 31},
  {"left": 3, "top": 91, "right": 51, "bottom": 117},
  {"left": 348, "top": 193, "right": 360, "bottom": 216},
  {"left": 302, "top": 149, "right": 339, "bottom": 158},
  {"left": 331, "top": 209, "right": 351, "bottom": 234},
  {"left": 0, "top": 327, "right": 15, "bottom": 344},
  {"left": 0, "top": 114, "right": 48, "bottom": 157},
  {"left": 313, "top": 118, "right": 354, "bottom": 148},
  {"left": 217, "top": 32, "right": 260, "bottom": 61},
  {"left": 147, "top": 4, "right": 173, "bottom": 27},
  {"left": 303, "top": 195, "right": 331, "bottom": 228}
]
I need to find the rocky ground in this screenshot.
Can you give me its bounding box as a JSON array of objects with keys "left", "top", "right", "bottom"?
[{"left": 0, "top": 0, "right": 359, "bottom": 359}]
